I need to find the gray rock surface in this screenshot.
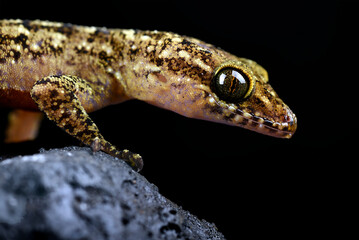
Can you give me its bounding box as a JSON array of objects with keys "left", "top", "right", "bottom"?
[{"left": 0, "top": 147, "right": 225, "bottom": 240}]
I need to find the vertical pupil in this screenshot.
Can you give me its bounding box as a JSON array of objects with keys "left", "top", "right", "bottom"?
[{"left": 229, "top": 75, "right": 238, "bottom": 94}]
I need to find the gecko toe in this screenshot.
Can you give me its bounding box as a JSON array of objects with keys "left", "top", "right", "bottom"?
[
  {"left": 90, "top": 137, "right": 101, "bottom": 152},
  {"left": 120, "top": 150, "right": 144, "bottom": 172},
  {"left": 131, "top": 154, "right": 144, "bottom": 172}
]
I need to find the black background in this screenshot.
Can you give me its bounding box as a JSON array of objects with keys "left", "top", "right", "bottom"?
[{"left": 0, "top": 0, "right": 356, "bottom": 238}]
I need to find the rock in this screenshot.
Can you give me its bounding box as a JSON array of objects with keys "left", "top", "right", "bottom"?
[{"left": 0, "top": 147, "right": 225, "bottom": 240}]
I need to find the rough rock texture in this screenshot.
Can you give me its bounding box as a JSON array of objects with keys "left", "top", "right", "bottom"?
[{"left": 0, "top": 147, "right": 225, "bottom": 240}]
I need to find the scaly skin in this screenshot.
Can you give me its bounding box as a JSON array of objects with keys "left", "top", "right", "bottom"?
[{"left": 0, "top": 19, "right": 297, "bottom": 171}]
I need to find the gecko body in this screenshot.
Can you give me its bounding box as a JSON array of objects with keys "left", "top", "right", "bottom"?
[{"left": 0, "top": 19, "right": 297, "bottom": 171}]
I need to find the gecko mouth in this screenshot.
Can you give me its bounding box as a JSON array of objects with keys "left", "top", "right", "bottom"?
[
  {"left": 232, "top": 109, "right": 298, "bottom": 139},
  {"left": 202, "top": 95, "right": 297, "bottom": 139}
]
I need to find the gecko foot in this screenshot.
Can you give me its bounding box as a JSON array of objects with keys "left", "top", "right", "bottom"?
[{"left": 99, "top": 141, "right": 143, "bottom": 172}]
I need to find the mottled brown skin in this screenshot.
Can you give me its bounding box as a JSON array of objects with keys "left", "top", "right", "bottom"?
[{"left": 0, "top": 20, "right": 297, "bottom": 171}]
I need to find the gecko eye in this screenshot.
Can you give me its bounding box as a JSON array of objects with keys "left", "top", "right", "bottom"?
[{"left": 211, "top": 67, "right": 252, "bottom": 102}]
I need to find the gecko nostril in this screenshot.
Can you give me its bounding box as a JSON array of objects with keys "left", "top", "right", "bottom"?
[{"left": 282, "top": 114, "right": 294, "bottom": 124}]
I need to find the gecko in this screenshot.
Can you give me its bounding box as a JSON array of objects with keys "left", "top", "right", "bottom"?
[{"left": 0, "top": 19, "right": 297, "bottom": 171}]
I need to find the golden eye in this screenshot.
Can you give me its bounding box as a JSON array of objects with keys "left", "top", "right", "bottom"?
[{"left": 211, "top": 67, "right": 252, "bottom": 102}]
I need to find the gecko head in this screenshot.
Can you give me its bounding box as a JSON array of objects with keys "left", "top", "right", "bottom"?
[
  {"left": 143, "top": 34, "right": 296, "bottom": 138},
  {"left": 199, "top": 59, "right": 297, "bottom": 138}
]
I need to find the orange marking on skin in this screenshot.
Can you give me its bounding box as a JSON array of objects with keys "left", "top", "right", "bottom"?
[{"left": 5, "top": 109, "right": 43, "bottom": 143}]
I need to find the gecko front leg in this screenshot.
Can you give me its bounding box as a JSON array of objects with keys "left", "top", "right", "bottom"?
[{"left": 30, "top": 75, "right": 143, "bottom": 171}]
